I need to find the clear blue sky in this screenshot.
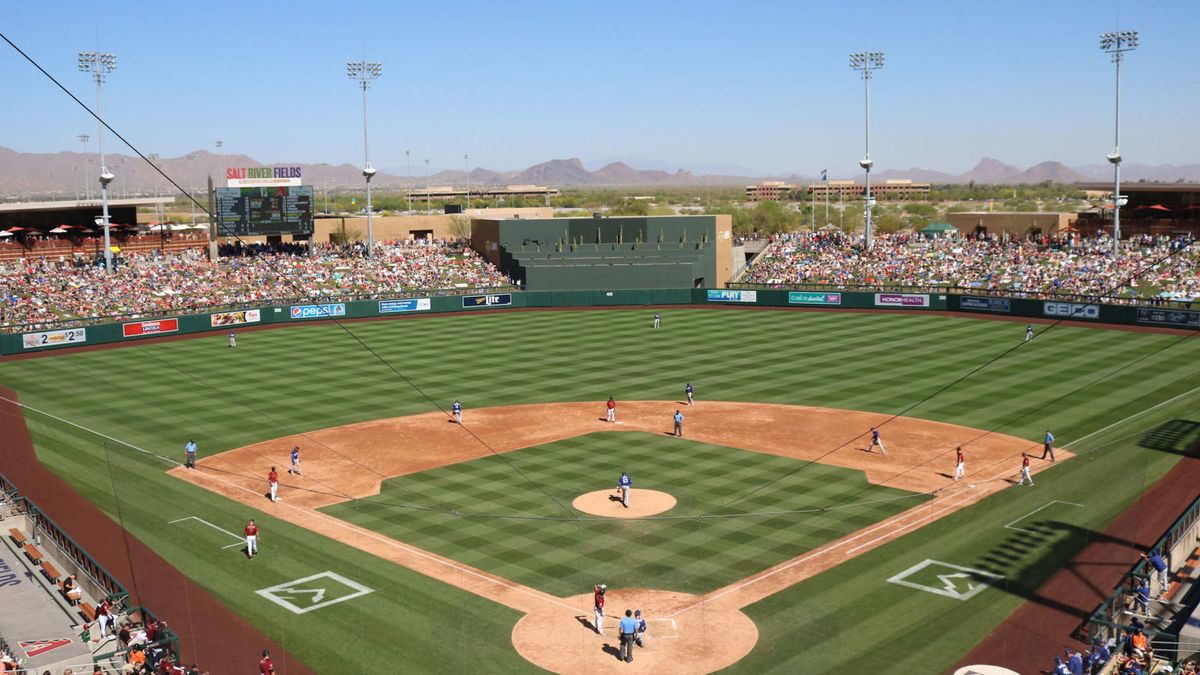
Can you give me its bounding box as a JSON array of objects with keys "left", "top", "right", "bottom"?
[{"left": 1, "top": 0, "right": 1196, "bottom": 175}]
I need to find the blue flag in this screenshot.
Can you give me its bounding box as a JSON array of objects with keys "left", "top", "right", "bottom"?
[{"left": 821, "top": 169, "right": 828, "bottom": 181}]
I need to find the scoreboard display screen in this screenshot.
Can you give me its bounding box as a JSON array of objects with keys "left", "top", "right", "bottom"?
[{"left": 216, "top": 186, "right": 314, "bottom": 236}]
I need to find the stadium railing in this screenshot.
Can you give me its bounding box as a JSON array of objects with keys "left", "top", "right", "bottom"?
[{"left": 727, "top": 282, "right": 1198, "bottom": 308}]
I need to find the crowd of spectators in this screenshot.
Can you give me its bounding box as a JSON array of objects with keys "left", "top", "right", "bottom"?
[
  {"left": 740, "top": 230, "right": 1198, "bottom": 303},
  {"left": 0, "top": 239, "right": 513, "bottom": 331}
]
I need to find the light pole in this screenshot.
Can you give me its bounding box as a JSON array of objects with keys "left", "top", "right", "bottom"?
[
  {"left": 464, "top": 154, "right": 470, "bottom": 211},
  {"left": 850, "top": 51, "right": 884, "bottom": 250},
  {"left": 79, "top": 51, "right": 117, "bottom": 271},
  {"left": 77, "top": 134, "right": 90, "bottom": 200},
  {"left": 406, "top": 150, "right": 412, "bottom": 212},
  {"left": 424, "top": 158, "right": 431, "bottom": 213},
  {"left": 1101, "top": 30, "right": 1138, "bottom": 256},
  {"left": 347, "top": 60, "right": 382, "bottom": 256}
]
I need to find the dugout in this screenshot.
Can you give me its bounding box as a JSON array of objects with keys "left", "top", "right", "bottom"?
[{"left": 470, "top": 215, "right": 733, "bottom": 291}]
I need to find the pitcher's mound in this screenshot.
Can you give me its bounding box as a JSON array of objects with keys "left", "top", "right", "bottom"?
[
  {"left": 572, "top": 489, "right": 676, "bottom": 518},
  {"left": 512, "top": 588, "right": 757, "bottom": 673}
]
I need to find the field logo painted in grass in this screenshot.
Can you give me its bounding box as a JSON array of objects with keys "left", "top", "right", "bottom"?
[
  {"left": 960, "top": 296, "right": 1011, "bottom": 313},
  {"left": 21, "top": 328, "right": 87, "bottom": 350},
  {"left": 123, "top": 318, "right": 179, "bottom": 338},
  {"left": 256, "top": 571, "right": 373, "bottom": 614},
  {"left": 1137, "top": 307, "right": 1200, "bottom": 328},
  {"left": 379, "top": 298, "right": 431, "bottom": 313},
  {"left": 707, "top": 289, "right": 757, "bottom": 303},
  {"left": 290, "top": 303, "right": 347, "bottom": 320},
  {"left": 1043, "top": 302, "right": 1099, "bottom": 320},
  {"left": 788, "top": 291, "right": 842, "bottom": 306},
  {"left": 462, "top": 293, "right": 512, "bottom": 308},
  {"left": 210, "top": 309, "right": 261, "bottom": 327},
  {"left": 875, "top": 293, "right": 929, "bottom": 308},
  {"left": 887, "top": 559, "right": 1002, "bottom": 600}
]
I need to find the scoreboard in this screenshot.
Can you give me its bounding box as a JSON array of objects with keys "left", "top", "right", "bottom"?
[{"left": 216, "top": 186, "right": 314, "bottom": 236}]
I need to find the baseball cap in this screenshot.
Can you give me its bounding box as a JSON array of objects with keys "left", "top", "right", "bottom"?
[{"left": 634, "top": 609, "right": 641, "bottom": 616}]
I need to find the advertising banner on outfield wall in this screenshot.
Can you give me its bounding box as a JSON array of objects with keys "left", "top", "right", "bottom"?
[
  {"left": 1043, "top": 302, "right": 1100, "bottom": 320},
  {"left": 21, "top": 328, "right": 87, "bottom": 350},
  {"left": 960, "top": 296, "right": 1011, "bottom": 313},
  {"left": 210, "top": 309, "right": 262, "bottom": 327},
  {"left": 1136, "top": 308, "right": 1200, "bottom": 328},
  {"left": 706, "top": 289, "right": 758, "bottom": 303},
  {"left": 462, "top": 294, "right": 513, "bottom": 308},
  {"left": 874, "top": 293, "right": 929, "bottom": 308},
  {"left": 788, "top": 291, "right": 842, "bottom": 305},
  {"left": 122, "top": 318, "right": 180, "bottom": 338},
  {"left": 379, "top": 298, "right": 431, "bottom": 313},
  {"left": 289, "top": 303, "right": 347, "bottom": 320}
]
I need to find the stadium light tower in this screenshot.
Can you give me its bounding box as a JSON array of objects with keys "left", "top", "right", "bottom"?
[
  {"left": 464, "top": 154, "right": 470, "bottom": 211},
  {"left": 1101, "top": 30, "right": 1138, "bottom": 256},
  {"left": 79, "top": 51, "right": 116, "bottom": 271},
  {"left": 849, "top": 51, "right": 884, "bottom": 250},
  {"left": 347, "top": 60, "right": 382, "bottom": 256},
  {"left": 77, "top": 134, "right": 90, "bottom": 200}
]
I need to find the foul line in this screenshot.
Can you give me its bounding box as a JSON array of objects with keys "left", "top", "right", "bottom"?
[
  {"left": 1064, "top": 383, "right": 1200, "bottom": 451},
  {"left": 168, "top": 516, "right": 246, "bottom": 549},
  {"left": 1003, "top": 501, "right": 1086, "bottom": 534}
]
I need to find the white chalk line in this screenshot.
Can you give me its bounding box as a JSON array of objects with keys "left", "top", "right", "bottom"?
[
  {"left": 167, "top": 516, "right": 246, "bottom": 549},
  {"left": 1002, "top": 500, "right": 1086, "bottom": 534},
  {"left": 1064, "top": 382, "right": 1200, "bottom": 451}
]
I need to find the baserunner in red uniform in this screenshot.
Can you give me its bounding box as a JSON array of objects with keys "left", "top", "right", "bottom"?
[
  {"left": 244, "top": 519, "right": 259, "bottom": 559},
  {"left": 593, "top": 583, "right": 607, "bottom": 635}
]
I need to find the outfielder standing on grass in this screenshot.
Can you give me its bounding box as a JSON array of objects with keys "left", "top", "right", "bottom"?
[
  {"left": 653, "top": 313, "right": 661, "bottom": 329},
  {"left": 954, "top": 447, "right": 965, "bottom": 481},
  {"left": 1026, "top": 324, "right": 1034, "bottom": 342},
  {"left": 593, "top": 584, "right": 606, "bottom": 634},
  {"left": 228, "top": 330, "right": 237, "bottom": 348},
  {"left": 268, "top": 466, "right": 279, "bottom": 502},
  {"left": 607, "top": 396, "right": 617, "bottom": 423},
  {"left": 868, "top": 427, "right": 886, "bottom": 455},
  {"left": 244, "top": 519, "right": 259, "bottom": 559},
  {"left": 1017, "top": 454, "right": 1034, "bottom": 486}
]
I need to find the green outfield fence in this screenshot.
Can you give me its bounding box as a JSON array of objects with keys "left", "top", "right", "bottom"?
[
  {"left": 1085, "top": 493, "right": 1200, "bottom": 662},
  {"left": 0, "top": 471, "right": 180, "bottom": 664},
  {"left": 4, "top": 287, "right": 1200, "bottom": 355}
]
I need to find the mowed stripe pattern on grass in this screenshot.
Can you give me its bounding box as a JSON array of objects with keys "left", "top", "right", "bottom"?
[{"left": 0, "top": 309, "right": 1198, "bottom": 673}]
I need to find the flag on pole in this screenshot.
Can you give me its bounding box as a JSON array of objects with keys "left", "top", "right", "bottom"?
[{"left": 821, "top": 169, "right": 828, "bottom": 181}]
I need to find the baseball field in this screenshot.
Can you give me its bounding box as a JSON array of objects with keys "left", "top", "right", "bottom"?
[{"left": 2, "top": 307, "right": 1199, "bottom": 673}]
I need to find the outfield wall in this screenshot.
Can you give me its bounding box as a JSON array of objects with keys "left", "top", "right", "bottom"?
[{"left": 5, "top": 288, "right": 1199, "bottom": 355}]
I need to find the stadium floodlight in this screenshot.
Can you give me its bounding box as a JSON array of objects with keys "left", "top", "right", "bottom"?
[
  {"left": 347, "top": 60, "right": 383, "bottom": 256},
  {"left": 77, "top": 134, "right": 91, "bottom": 200},
  {"left": 849, "top": 51, "right": 884, "bottom": 250},
  {"left": 79, "top": 51, "right": 117, "bottom": 272},
  {"left": 1100, "top": 30, "right": 1138, "bottom": 255}
]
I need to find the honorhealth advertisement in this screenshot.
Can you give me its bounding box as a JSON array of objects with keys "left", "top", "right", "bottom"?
[
  {"left": 1043, "top": 302, "right": 1100, "bottom": 320},
  {"left": 210, "top": 309, "right": 262, "bottom": 327},
  {"left": 788, "top": 291, "right": 842, "bottom": 305},
  {"left": 22, "top": 328, "right": 87, "bottom": 350},
  {"left": 379, "top": 298, "right": 431, "bottom": 313},
  {"left": 122, "top": 318, "right": 180, "bottom": 338},
  {"left": 960, "top": 296, "right": 1011, "bottom": 313},
  {"left": 1136, "top": 308, "right": 1200, "bottom": 328},
  {"left": 874, "top": 293, "right": 930, "bottom": 308},
  {"left": 706, "top": 289, "right": 758, "bottom": 303},
  {"left": 290, "top": 303, "right": 347, "bottom": 320}
]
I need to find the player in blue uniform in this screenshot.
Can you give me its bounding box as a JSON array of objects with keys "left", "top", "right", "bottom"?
[
  {"left": 617, "top": 470, "right": 632, "bottom": 508},
  {"left": 685, "top": 383, "right": 694, "bottom": 406},
  {"left": 1025, "top": 324, "right": 1034, "bottom": 342},
  {"left": 653, "top": 313, "right": 661, "bottom": 329},
  {"left": 868, "top": 427, "right": 887, "bottom": 455},
  {"left": 288, "top": 446, "right": 302, "bottom": 476},
  {"left": 228, "top": 330, "right": 237, "bottom": 348},
  {"left": 634, "top": 609, "right": 647, "bottom": 647},
  {"left": 452, "top": 400, "right": 463, "bottom": 424}
]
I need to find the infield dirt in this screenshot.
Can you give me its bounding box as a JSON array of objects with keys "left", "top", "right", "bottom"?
[{"left": 172, "top": 400, "right": 1067, "bottom": 672}]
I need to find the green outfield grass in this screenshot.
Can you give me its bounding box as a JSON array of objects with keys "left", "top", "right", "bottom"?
[
  {"left": 1, "top": 308, "right": 1198, "bottom": 673},
  {"left": 324, "top": 431, "right": 925, "bottom": 597}
]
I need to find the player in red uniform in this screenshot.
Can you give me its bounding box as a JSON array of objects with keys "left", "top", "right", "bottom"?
[
  {"left": 606, "top": 397, "right": 617, "bottom": 423},
  {"left": 593, "top": 583, "right": 607, "bottom": 635},
  {"left": 1017, "top": 454, "right": 1034, "bottom": 486},
  {"left": 268, "top": 466, "right": 279, "bottom": 502},
  {"left": 245, "top": 519, "right": 259, "bottom": 559},
  {"left": 954, "top": 447, "right": 965, "bottom": 481},
  {"left": 259, "top": 649, "right": 275, "bottom": 674}
]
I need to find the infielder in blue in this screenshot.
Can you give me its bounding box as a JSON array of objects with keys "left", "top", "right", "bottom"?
[
  {"left": 1041, "top": 430, "right": 1055, "bottom": 462},
  {"left": 685, "top": 383, "right": 694, "bottom": 406},
  {"left": 868, "top": 427, "right": 886, "bottom": 455},
  {"left": 452, "top": 400, "right": 462, "bottom": 424},
  {"left": 618, "top": 471, "right": 632, "bottom": 508},
  {"left": 288, "top": 446, "right": 302, "bottom": 476}
]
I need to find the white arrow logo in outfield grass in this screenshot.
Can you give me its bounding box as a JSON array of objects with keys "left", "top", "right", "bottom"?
[
  {"left": 256, "top": 571, "right": 373, "bottom": 614},
  {"left": 887, "top": 559, "right": 1002, "bottom": 601}
]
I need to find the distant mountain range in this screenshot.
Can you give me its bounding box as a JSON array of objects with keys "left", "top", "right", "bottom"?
[{"left": 1, "top": 146, "right": 1198, "bottom": 197}]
